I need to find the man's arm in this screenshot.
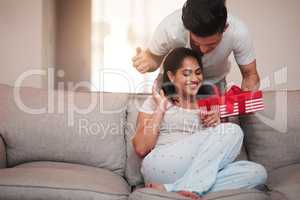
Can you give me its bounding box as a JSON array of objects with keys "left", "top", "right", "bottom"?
[
  {"left": 239, "top": 60, "right": 260, "bottom": 91},
  {"left": 132, "top": 10, "right": 183, "bottom": 73},
  {"left": 232, "top": 18, "right": 259, "bottom": 91},
  {"left": 147, "top": 49, "right": 165, "bottom": 72}
]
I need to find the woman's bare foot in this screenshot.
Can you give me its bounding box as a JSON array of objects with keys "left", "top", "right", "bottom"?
[
  {"left": 145, "top": 183, "right": 202, "bottom": 200},
  {"left": 145, "top": 183, "right": 166, "bottom": 191},
  {"left": 176, "top": 191, "right": 203, "bottom": 200}
]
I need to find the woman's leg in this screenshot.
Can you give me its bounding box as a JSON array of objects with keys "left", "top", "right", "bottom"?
[
  {"left": 141, "top": 130, "right": 209, "bottom": 184},
  {"left": 163, "top": 123, "right": 244, "bottom": 196},
  {"left": 208, "top": 161, "right": 268, "bottom": 193}
]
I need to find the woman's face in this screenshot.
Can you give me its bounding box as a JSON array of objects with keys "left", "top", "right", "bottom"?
[{"left": 168, "top": 56, "right": 203, "bottom": 98}]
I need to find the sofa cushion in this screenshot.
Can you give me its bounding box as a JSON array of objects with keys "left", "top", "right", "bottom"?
[
  {"left": 124, "top": 94, "right": 148, "bottom": 186},
  {"left": 0, "top": 161, "right": 130, "bottom": 200},
  {"left": 129, "top": 188, "right": 270, "bottom": 200},
  {"left": 240, "top": 91, "right": 300, "bottom": 171},
  {"left": 268, "top": 191, "right": 288, "bottom": 200},
  {"left": 0, "top": 84, "right": 128, "bottom": 176},
  {"left": 267, "top": 164, "right": 300, "bottom": 200}
]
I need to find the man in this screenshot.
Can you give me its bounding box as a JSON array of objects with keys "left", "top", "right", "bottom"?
[{"left": 132, "top": 0, "right": 260, "bottom": 92}]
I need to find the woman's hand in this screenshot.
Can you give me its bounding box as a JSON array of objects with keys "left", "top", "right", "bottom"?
[
  {"left": 132, "top": 81, "right": 168, "bottom": 158},
  {"left": 152, "top": 80, "right": 168, "bottom": 113},
  {"left": 200, "top": 106, "right": 221, "bottom": 128}
]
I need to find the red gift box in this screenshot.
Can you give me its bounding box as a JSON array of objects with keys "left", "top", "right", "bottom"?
[
  {"left": 197, "top": 85, "right": 264, "bottom": 118},
  {"left": 220, "top": 85, "right": 264, "bottom": 118}
]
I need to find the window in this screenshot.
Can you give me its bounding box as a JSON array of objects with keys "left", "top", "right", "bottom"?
[{"left": 91, "top": 0, "right": 186, "bottom": 93}]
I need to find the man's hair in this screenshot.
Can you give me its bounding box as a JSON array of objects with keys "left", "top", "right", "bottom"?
[{"left": 182, "top": 0, "right": 227, "bottom": 37}]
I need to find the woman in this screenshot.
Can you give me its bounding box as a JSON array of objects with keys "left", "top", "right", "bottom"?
[{"left": 132, "top": 48, "right": 267, "bottom": 200}]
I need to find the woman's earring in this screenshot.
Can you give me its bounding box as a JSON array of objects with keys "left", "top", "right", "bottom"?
[{"left": 170, "top": 79, "right": 175, "bottom": 84}]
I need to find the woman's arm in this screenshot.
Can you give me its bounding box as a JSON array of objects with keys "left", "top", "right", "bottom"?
[
  {"left": 132, "top": 81, "right": 168, "bottom": 158},
  {"left": 132, "top": 108, "right": 165, "bottom": 158}
]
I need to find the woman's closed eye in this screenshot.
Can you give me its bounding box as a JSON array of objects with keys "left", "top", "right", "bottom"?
[
  {"left": 182, "top": 70, "right": 192, "bottom": 77},
  {"left": 195, "top": 68, "right": 202, "bottom": 75},
  {"left": 182, "top": 68, "right": 202, "bottom": 77}
]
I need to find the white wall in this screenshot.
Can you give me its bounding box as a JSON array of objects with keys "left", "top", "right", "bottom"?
[
  {"left": 1, "top": 0, "right": 298, "bottom": 91},
  {"left": 0, "top": 0, "right": 56, "bottom": 88},
  {"left": 226, "top": 0, "right": 300, "bottom": 91}
]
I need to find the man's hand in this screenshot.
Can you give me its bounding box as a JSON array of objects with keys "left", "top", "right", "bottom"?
[
  {"left": 132, "top": 47, "right": 164, "bottom": 74},
  {"left": 240, "top": 60, "right": 260, "bottom": 91}
]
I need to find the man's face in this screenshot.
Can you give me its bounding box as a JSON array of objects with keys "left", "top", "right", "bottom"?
[{"left": 190, "top": 32, "right": 223, "bottom": 54}]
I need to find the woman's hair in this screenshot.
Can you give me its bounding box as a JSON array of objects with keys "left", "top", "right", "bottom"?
[{"left": 162, "top": 47, "right": 203, "bottom": 98}]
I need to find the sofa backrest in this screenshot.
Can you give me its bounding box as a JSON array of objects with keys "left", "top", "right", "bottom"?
[
  {"left": 240, "top": 90, "right": 300, "bottom": 172},
  {"left": 0, "top": 84, "right": 129, "bottom": 176},
  {"left": 124, "top": 94, "right": 148, "bottom": 186}
]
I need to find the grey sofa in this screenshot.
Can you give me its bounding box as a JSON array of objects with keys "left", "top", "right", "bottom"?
[{"left": 0, "top": 84, "right": 299, "bottom": 200}]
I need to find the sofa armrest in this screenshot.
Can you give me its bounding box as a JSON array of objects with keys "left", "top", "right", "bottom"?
[{"left": 0, "top": 135, "right": 6, "bottom": 168}]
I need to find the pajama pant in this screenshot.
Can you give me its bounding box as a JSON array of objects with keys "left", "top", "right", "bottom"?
[{"left": 141, "top": 123, "right": 267, "bottom": 196}]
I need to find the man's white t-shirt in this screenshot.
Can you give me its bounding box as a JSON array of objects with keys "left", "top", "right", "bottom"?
[{"left": 148, "top": 9, "right": 255, "bottom": 83}]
